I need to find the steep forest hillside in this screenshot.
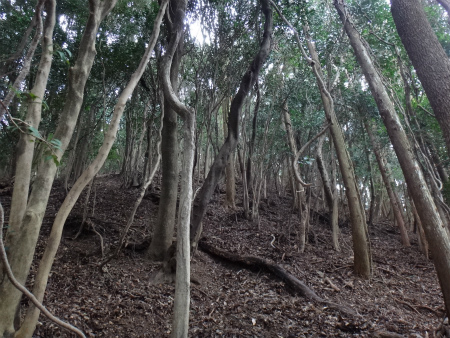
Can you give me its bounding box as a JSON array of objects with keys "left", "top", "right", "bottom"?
[
  {"left": 0, "top": 175, "right": 446, "bottom": 337},
  {"left": 1, "top": 0, "right": 450, "bottom": 337}
]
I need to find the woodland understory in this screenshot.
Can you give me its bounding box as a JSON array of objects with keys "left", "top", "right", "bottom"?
[
  {"left": 2, "top": 0, "right": 450, "bottom": 337},
  {"left": 0, "top": 175, "right": 447, "bottom": 337}
]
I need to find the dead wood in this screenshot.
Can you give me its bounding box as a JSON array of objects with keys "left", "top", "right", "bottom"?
[{"left": 198, "top": 238, "right": 357, "bottom": 316}]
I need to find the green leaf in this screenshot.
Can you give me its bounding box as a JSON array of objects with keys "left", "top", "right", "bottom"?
[
  {"left": 42, "top": 100, "right": 49, "bottom": 111},
  {"left": 52, "top": 155, "right": 60, "bottom": 166},
  {"left": 50, "top": 138, "right": 62, "bottom": 149},
  {"left": 28, "top": 126, "right": 41, "bottom": 139}
]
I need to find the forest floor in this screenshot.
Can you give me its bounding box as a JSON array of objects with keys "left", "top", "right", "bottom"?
[{"left": 0, "top": 175, "right": 447, "bottom": 337}]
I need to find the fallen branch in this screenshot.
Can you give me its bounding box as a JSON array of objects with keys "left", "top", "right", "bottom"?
[{"left": 198, "top": 238, "right": 357, "bottom": 316}]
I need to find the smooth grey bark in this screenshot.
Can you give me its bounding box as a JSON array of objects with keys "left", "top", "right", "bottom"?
[
  {"left": 14, "top": 2, "right": 167, "bottom": 336},
  {"left": 0, "top": 0, "right": 56, "bottom": 335},
  {"left": 156, "top": 0, "right": 196, "bottom": 335},
  {"left": 335, "top": 0, "right": 450, "bottom": 317},
  {"left": 0, "top": 2, "right": 118, "bottom": 336},
  {"left": 391, "top": 0, "right": 450, "bottom": 159},
  {"left": 190, "top": 0, "right": 273, "bottom": 245},
  {"left": 246, "top": 82, "right": 260, "bottom": 189}
]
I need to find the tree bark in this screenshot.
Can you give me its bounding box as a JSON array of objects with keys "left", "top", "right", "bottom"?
[
  {"left": 246, "top": 82, "right": 260, "bottom": 189},
  {"left": 0, "top": 0, "right": 56, "bottom": 334},
  {"left": 0, "top": 0, "right": 45, "bottom": 121},
  {"left": 222, "top": 97, "right": 236, "bottom": 209},
  {"left": 156, "top": 0, "right": 197, "bottom": 335},
  {"left": 0, "top": 1, "right": 117, "bottom": 335},
  {"left": 335, "top": 0, "right": 450, "bottom": 317},
  {"left": 190, "top": 0, "right": 273, "bottom": 245},
  {"left": 363, "top": 120, "right": 410, "bottom": 247},
  {"left": 270, "top": 2, "right": 371, "bottom": 277},
  {"left": 16, "top": 2, "right": 167, "bottom": 335},
  {"left": 391, "top": 0, "right": 450, "bottom": 159},
  {"left": 316, "top": 133, "right": 340, "bottom": 251},
  {"left": 147, "top": 2, "right": 183, "bottom": 261}
]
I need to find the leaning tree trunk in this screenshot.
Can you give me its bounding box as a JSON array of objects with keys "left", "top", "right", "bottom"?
[
  {"left": 5, "top": 0, "right": 55, "bottom": 268},
  {"left": 0, "top": 0, "right": 56, "bottom": 335},
  {"left": 391, "top": 0, "right": 450, "bottom": 159},
  {"left": 363, "top": 119, "right": 410, "bottom": 247},
  {"left": 14, "top": 2, "right": 167, "bottom": 336},
  {"left": 270, "top": 1, "right": 371, "bottom": 277},
  {"left": 190, "top": 0, "right": 273, "bottom": 246},
  {"left": 335, "top": 0, "right": 450, "bottom": 317},
  {"left": 0, "top": 1, "right": 118, "bottom": 336},
  {"left": 0, "top": 0, "right": 45, "bottom": 121}
]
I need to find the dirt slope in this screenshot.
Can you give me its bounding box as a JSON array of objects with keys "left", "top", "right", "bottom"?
[{"left": 0, "top": 175, "right": 445, "bottom": 337}]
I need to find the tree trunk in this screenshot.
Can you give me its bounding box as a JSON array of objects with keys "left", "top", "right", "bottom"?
[
  {"left": 147, "top": 3, "right": 183, "bottom": 261},
  {"left": 391, "top": 0, "right": 450, "bottom": 159},
  {"left": 156, "top": 0, "right": 196, "bottom": 335},
  {"left": 222, "top": 98, "right": 236, "bottom": 209},
  {"left": 271, "top": 2, "right": 371, "bottom": 276},
  {"left": 0, "top": 1, "right": 56, "bottom": 335},
  {"left": 0, "top": 2, "right": 118, "bottom": 336},
  {"left": 363, "top": 120, "right": 410, "bottom": 247},
  {"left": 246, "top": 82, "right": 260, "bottom": 190},
  {"left": 316, "top": 133, "right": 340, "bottom": 251},
  {"left": 0, "top": 0, "right": 45, "bottom": 121},
  {"left": 335, "top": 0, "right": 450, "bottom": 317},
  {"left": 190, "top": 0, "right": 273, "bottom": 245},
  {"left": 13, "top": 3, "right": 167, "bottom": 336}
]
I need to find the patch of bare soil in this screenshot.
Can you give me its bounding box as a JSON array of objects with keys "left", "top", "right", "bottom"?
[{"left": 0, "top": 175, "right": 446, "bottom": 337}]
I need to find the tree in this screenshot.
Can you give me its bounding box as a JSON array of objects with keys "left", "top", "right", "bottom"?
[
  {"left": 0, "top": 1, "right": 118, "bottom": 335},
  {"left": 271, "top": 1, "right": 372, "bottom": 278},
  {"left": 391, "top": 0, "right": 450, "bottom": 160},
  {"left": 334, "top": 0, "right": 450, "bottom": 317},
  {"left": 190, "top": 0, "right": 273, "bottom": 247}
]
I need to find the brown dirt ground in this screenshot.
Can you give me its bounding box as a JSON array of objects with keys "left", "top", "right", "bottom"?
[{"left": 0, "top": 175, "right": 447, "bottom": 337}]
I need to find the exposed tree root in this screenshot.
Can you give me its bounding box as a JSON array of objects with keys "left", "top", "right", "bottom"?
[{"left": 198, "top": 238, "right": 357, "bottom": 317}]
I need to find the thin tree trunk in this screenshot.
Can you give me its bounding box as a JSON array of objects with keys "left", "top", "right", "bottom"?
[
  {"left": 271, "top": 2, "right": 371, "bottom": 277},
  {"left": 190, "top": 0, "right": 273, "bottom": 245},
  {"left": 16, "top": 2, "right": 166, "bottom": 335},
  {"left": 156, "top": 0, "right": 196, "bottom": 335},
  {"left": 316, "top": 133, "right": 340, "bottom": 251},
  {"left": 246, "top": 82, "right": 260, "bottom": 189},
  {"left": 363, "top": 120, "right": 410, "bottom": 246},
  {"left": 335, "top": 0, "right": 450, "bottom": 317},
  {"left": 0, "top": 0, "right": 45, "bottom": 121},
  {"left": 0, "top": 1, "right": 56, "bottom": 334},
  {"left": 222, "top": 97, "right": 236, "bottom": 209}
]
